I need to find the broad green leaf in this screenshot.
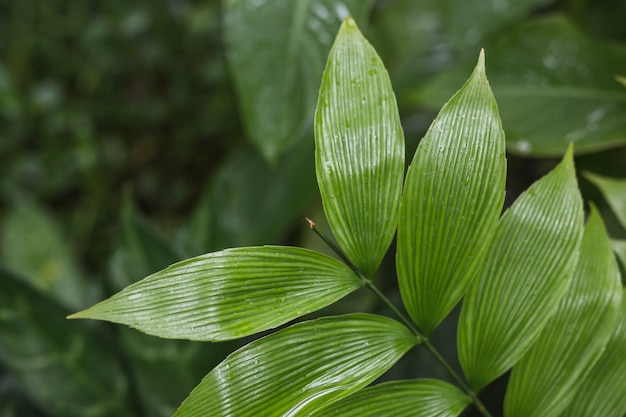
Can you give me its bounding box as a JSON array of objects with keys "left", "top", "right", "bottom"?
[
  {"left": 223, "top": 0, "right": 372, "bottom": 162},
  {"left": 173, "top": 314, "right": 417, "bottom": 417},
  {"left": 70, "top": 246, "right": 362, "bottom": 341},
  {"left": 0, "top": 268, "right": 132, "bottom": 417},
  {"left": 559, "top": 287, "right": 626, "bottom": 417},
  {"left": 108, "top": 200, "right": 231, "bottom": 417},
  {"left": 613, "top": 239, "right": 626, "bottom": 271},
  {"left": 504, "top": 206, "right": 623, "bottom": 417},
  {"left": 316, "top": 17, "right": 404, "bottom": 277},
  {"left": 413, "top": 15, "right": 626, "bottom": 156},
  {"left": 584, "top": 171, "right": 626, "bottom": 231},
  {"left": 310, "top": 379, "right": 470, "bottom": 416},
  {"left": 458, "top": 147, "right": 584, "bottom": 390},
  {"left": 1, "top": 199, "right": 101, "bottom": 310},
  {"left": 178, "top": 144, "right": 317, "bottom": 256},
  {"left": 396, "top": 51, "right": 506, "bottom": 335}
]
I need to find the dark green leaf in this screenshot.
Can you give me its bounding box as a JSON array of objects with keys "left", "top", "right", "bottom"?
[
  {"left": 504, "top": 206, "right": 623, "bottom": 417},
  {"left": 310, "top": 378, "right": 470, "bottom": 416},
  {"left": 0, "top": 269, "right": 132, "bottom": 417},
  {"left": 224, "top": 0, "right": 372, "bottom": 162},
  {"left": 413, "top": 15, "right": 626, "bottom": 156},
  {"left": 316, "top": 17, "right": 404, "bottom": 277},
  {"left": 71, "top": 246, "right": 362, "bottom": 341},
  {"left": 559, "top": 287, "right": 626, "bottom": 417},
  {"left": 396, "top": 51, "right": 506, "bottom": 335},
  {"left": 173, "top": 314, "right": 418, "bottom": 417},
  {"left": 458, "top": 147, "right": 584, "bottom": 390}
]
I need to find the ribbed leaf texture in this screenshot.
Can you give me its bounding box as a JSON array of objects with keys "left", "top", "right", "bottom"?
[
  {"left": 396, "top": 50, "right": 506, "bottom": 335},
  {"left": 458, "top": 147, "right": 584, "bottom": 390},
  {"left": 172, "top": 314, "right": 417, "bottom": 417},
  {"left": 315, "top": 17, "right": 404, "bottom": 277},
  {"left": 559, "top": 287, "right": 626, "bottom": 417},
  {"left": 504, "top": 206, "right": 623, "bottom": 417},
  {"left": 223, "top": 0, "right": 372, "bottom": 162},
  {"left": 70, "top": 246, "right": 362, "bottom": 341},
  {"left": 310, "top": 379, "right": 470, "bottom": 417}
]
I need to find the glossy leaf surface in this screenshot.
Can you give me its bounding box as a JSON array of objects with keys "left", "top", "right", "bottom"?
[
  {"left": 316, "top": 17, "right": 404, "bottom": 277},
  {"left": 458, "top": 147, "right": 584, "bottom": 390},
  {"left": 584, "top": 171, "right": 626, "bottom": 230},
  {"left": 310, "top": 379, "right": 470, "bottom": 417},
  {"left": 173, "top": 314, "right": 417, "bottom": 416},
  {"left": 224, "top": 0, "right": 372, "bottom": 162},
  {"left": 396, "top": 51, "right": 506, "bottom": 335},
  {"left": 559, "top": 287, "right": 626, "bottom": 417},
  {"left": 71, "top": 246, "right": 362, "bottom": 341},
  {"left": 413, "top": 16, "right": 626, "bottom": 156},
  {"left": 504, "top": 207, "right": 622, "bottom": 417},
  {"left": 0, "top": 269, "right": 131, "bottom": 417}
]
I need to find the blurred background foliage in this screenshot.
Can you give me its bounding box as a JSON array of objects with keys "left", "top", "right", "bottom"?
[{"left": 0, "top": 0, "right": 624, "bottom": 416}]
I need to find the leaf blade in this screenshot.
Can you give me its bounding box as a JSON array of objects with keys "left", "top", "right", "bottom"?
[
  {"left": 584, "top": 171, "right": 626, "bottom": 231},
  {"left": 504, "top": 206, "right": 623, "bottom": 417},
  {"left": 172, "top": 314, "right": 417, "bottom": 417},
  {"left": 310, "top": 378, "right": 470, "bottom": 417},
  {"left": 70, "top": 246, "right": 362, "bottom": 341},
  {"left": 458, "top": 147, "right": 584, "bottom": 390},
  {"left": 316, "top": 17, "right": 405, "bottom": 277},
  {"left": 396, "top": 51, "right": 506, "bottom": 335}
]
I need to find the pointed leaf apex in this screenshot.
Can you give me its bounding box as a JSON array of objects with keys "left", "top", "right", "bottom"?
[{"left": 477, "top": 49, "right": 486, "bottom": 72}]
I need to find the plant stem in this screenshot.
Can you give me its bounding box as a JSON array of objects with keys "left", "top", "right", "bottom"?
[{"left": 305, "top": 217, "right": 494, "bottom": 417}]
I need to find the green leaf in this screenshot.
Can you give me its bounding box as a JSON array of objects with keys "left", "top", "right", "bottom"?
[
  {"left": 504, "top": 206, "right": 623, "bottom": 417},
  {"left": 396, "top": 51, "right": 506, "bottom": 335},
  {"left": 0, "top": 268, "right": 132, "bottom": 417},
  {"left": 612, "top": 239, "right": 626, "bottom": 271},
  {"left": 584, "top": 171, "right": 626, "bottom": 231},
  {"left": 413, "top": 15, "right": 626, "bottom": 156},
  {"left": 70, "top": 246, "right": 362, "bottom": 341},
  {"left": 315, "top": 17, "right": 405, "bottom": 277},
  {"left": 458, "top": 147, "right": 584, "bottom": 390},
  {"left": 1, "top": 198, "right": 101, "bottom": 310},
  {"left": 223, "top": 0, "right": 372, "bottom": 162},
  {"left": 559, "top": 287, "right": 626, "bottom": 417},
  {"left": 172, "top": 313, "right": 417, "bottom": 417},
  {"left": 310, "top": 378, "right": 470, "bottom": 416}
]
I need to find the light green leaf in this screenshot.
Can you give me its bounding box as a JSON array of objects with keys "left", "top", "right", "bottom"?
[
  {"left": 584, "top": 171, "right": 626, "bottom": 231},
  {"left": 310, "top": 378, "right": 470, "bottom": 417},
  {"left": 0, "top": 268, "right": 132, "bottom": 417},
  {"left": 413, "top": 15, "right": 626, "bottom": 156},
  {"left": 1, "top": 198, "right": 101, "bottom": 310},
  {"left": 172, "top": 314, "right": 417, "bottom": 417},
  {"left": 396, "top": 50, "right": 506, "bottom": 335},
  {"left": 70, "top": 246, "right": 362, "bottom": 341},
  {"left": 316, "top": 17, "right": 404, "bottom": 277},
  {"left": 458, "top": 147, "right": 584, "bottom": 390},
  {"left": 504, "top": 206, "right": 623, "bottom": 417},
  {"left": 612, "top": 239, "right": 626, "bottom": 271},
  {"left": 558, "top": 286, "right": 626, "bottom": 417},
  {"left": 223, "top": 0, "right": 372, "bottom": 162}
]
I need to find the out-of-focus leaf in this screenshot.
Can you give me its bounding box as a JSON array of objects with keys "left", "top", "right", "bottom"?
[
  {"left": 173, "top": 314, "right": 417, "bottom": 417},
  {"left": 71, "top": 246, "right": 362, "bottom": 341},
  {"left": 584, "top": 171, "right": 626, "bottom": 231},
  {"left": 413, "top": 15, "right": 626, "bottom": 156},
  {"left": 458, "top": 147, "right": 584, "bottom": 390},
  {"left": 0, "top": 373, "right": 42, "bottom": 417},
  {"left": 0, "top": 268, "right": 132, "bottom": 417},
  {"left": 223, "top": 0, "right": 372, "bottom": 162},
  {"left": 560, "top": 287, "right": 626, "bottom": 417},
  {"left": 396, "top": 51, "right": 506, "bottom": 336},
  {"left": 612, "top": 239, "right": 626, "bottom": 271},
  {"left": 370, "top": 0, "right": 552, "bottom": 91},
  {"left": 108, "top": 200, "right": 230, "bottom": 417},
  {"left": 504, "top": 206, "right": 622, "bottom": 417},
  {"left": 179, "top": 144, "right": 317, "bottom": 256},
  {"left": 316, "top": 17, "right": 404, "bottom": 277},
  {"left": 1, "top": 199, "right": 101, "bottom": 310},
  {"left": 310, "top": 378, "right": 470, "bottom": 416}
]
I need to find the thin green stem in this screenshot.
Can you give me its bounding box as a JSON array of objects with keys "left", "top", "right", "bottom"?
[{"left": 305, "top": 216, "right": 494, "bottom": 417}]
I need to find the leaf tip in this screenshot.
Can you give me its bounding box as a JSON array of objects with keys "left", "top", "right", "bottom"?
[{"left": 477, "top": 48, "right": 486, "bottom": 72}]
